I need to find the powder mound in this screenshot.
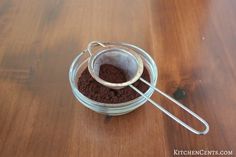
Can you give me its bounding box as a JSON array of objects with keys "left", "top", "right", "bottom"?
[
  {"left": 77, "top": 64, "right": 150, "bottom": 103},
  {"left": 99, "top": 64, "right": 127, "bottom": 83}
]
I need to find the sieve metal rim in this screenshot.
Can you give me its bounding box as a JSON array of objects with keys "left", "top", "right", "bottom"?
[{"left": 87, "top": 45, "right": 144, "bottom": 89}]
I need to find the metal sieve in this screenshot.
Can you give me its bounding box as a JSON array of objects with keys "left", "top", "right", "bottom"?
[
  {"left": 86, "top": 41, "right": 209, "bottom": 135},
  {"left": 87, "top": 41, "right": 143, "bottom": 90}
]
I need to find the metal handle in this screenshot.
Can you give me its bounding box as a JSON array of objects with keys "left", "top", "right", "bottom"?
[
  {"left": 87, "top": 41, "right": 106, "bottom": 56},
  {"left": 129, "top": 78, "right": 209, "bottom": 135}
]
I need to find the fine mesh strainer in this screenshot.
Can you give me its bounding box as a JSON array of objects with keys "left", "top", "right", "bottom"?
[{"left": 86, "top": 41, "right": 209, "bottom": 135}]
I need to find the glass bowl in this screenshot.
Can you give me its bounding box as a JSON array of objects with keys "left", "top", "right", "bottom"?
[{"left": 69, "top": 42, "right": 158, "bottom": 116}]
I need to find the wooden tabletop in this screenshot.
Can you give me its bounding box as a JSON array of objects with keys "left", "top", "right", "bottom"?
[{"left": 0, "top": 0, "right": 236, "bottom": 156}]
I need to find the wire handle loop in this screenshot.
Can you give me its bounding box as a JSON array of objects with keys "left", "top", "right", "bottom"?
[{"left": 129, "top": 78, "right": 209, "bottom": 135}]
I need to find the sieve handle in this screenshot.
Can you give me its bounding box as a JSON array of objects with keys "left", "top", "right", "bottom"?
[
  {"left": 87, "top": 41, "right": 106, "bottom": 56},
  {"left": 129, "top": 78, "right": 209, "bottom": 135}
]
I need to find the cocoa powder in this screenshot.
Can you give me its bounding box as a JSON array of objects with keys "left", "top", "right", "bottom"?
[{"left": 77, "top": 64, "right": 150, "bottom": 103}]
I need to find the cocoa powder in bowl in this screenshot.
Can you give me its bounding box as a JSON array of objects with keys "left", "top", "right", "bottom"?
[{"left": 77, "top": 64, "right": 150, "bottom": 103}]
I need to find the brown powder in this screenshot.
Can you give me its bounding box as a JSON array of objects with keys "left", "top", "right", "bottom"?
[
  {"left": 99, "top": 64, "right": 127, "bottom": 83},
  {"left": 77, "top": 64, "right": 150, "bottom": 103}
]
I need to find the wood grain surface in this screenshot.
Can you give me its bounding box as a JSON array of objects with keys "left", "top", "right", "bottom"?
[{"left": 0, "top": 0, "right": 236, "bottom": 156}]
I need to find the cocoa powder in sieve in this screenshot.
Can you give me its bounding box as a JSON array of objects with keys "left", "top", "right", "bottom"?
[{"left": 77, "top": 64, "right": 150, "bottom": 103}]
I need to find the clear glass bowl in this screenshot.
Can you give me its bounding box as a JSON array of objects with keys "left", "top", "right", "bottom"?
[{"left": 69, "top": 43, "right": 158, "bottom": 116}]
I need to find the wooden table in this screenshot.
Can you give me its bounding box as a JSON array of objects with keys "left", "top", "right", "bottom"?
[{"left": 0, "top": 0, "right": 235, "bottom": 156}]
